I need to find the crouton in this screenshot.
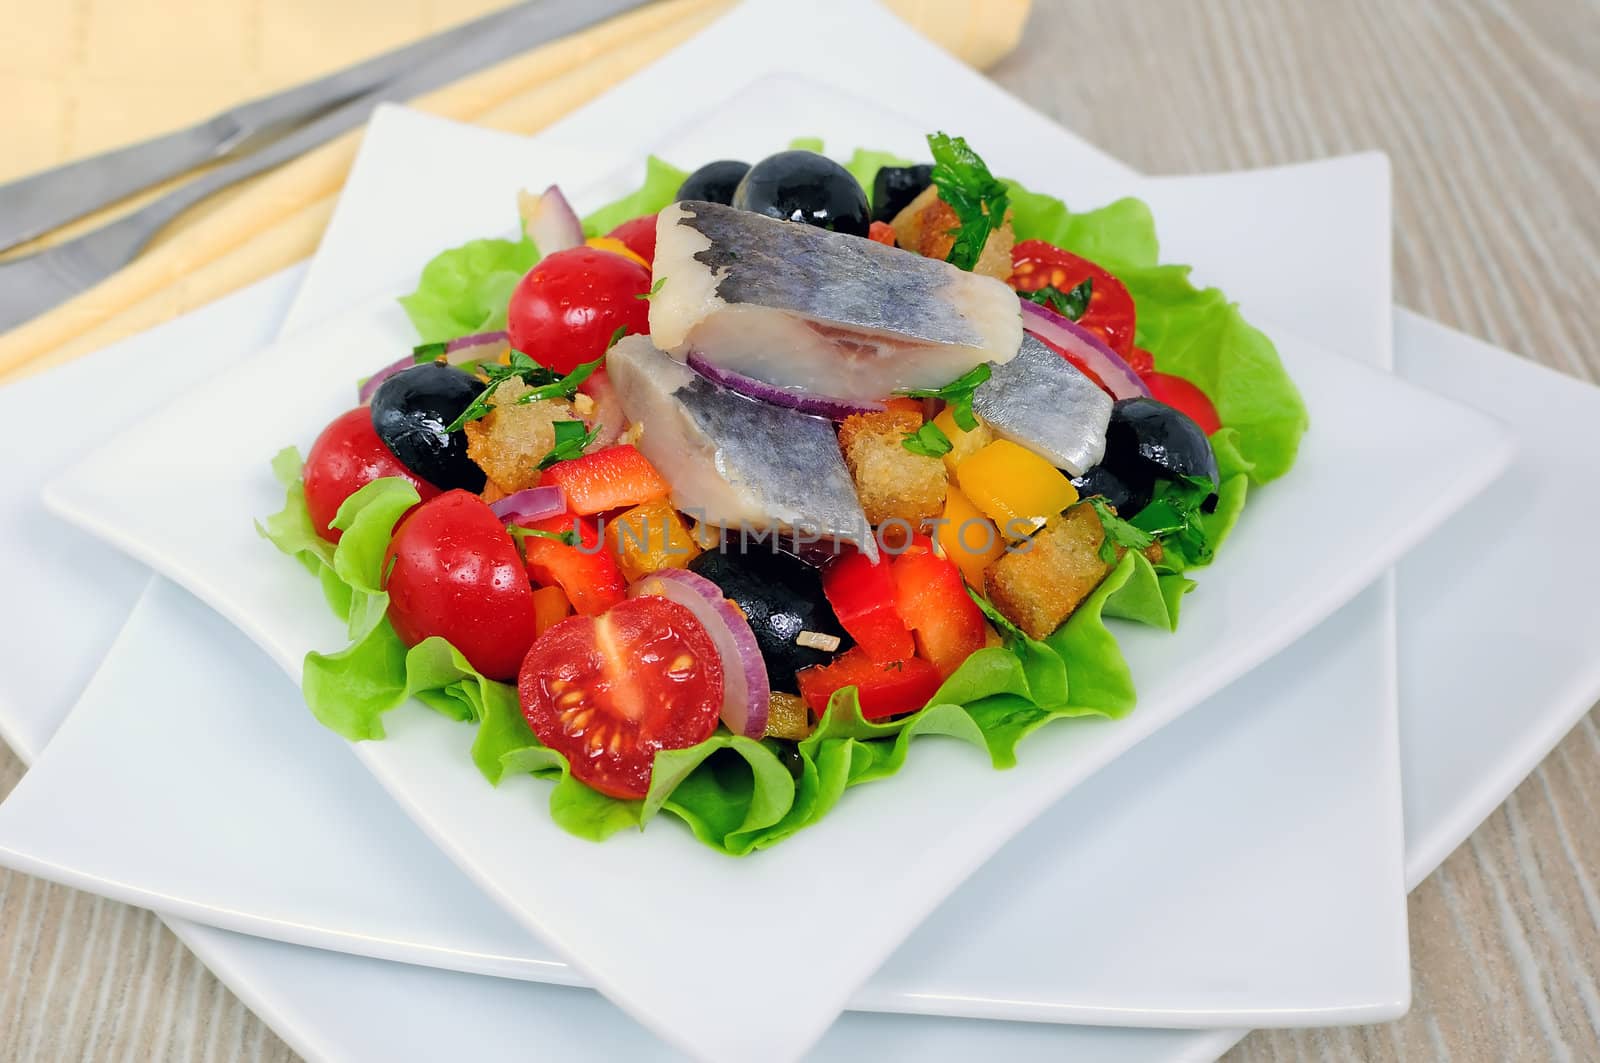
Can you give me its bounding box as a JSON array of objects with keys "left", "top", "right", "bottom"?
[
  {"left": 889, "top": 185, "right": 1015, "bottom": 280},
  {"left": 837, "top": 409, "right": 948, "bottom": 526},
  {"left": 983, "top": 503, "right": 1113, "bottom": 640},
  {"left": 463, "top": 377, "right": 577, "bottom": 494}
]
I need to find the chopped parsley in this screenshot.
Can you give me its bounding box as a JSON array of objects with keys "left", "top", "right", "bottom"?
[
  {"left": 411, "top": 341, "right": 449, "bottom": 364},
  {"left": 607, "top": 324, "right": 630, "bottom": 349},
  {"left": 1025, "top": 276, "right": 1093, "bottom": 321},
  {"left": 927, "top": 132, "right": 1009, "bottom": 271},
  {"left": 1084, "top": 496, "right": 1155, "bottom": 564},
  {"left": 635, "top": 276, "right": 667, "bottom": 301},
  {"left": 443, "top": 352, "right": 602, "bottom": 434},
  {"left": 537, "top": 419, "right": 599, "bottom": 470},
  {"left": 508, "top": 525, "right": 579, "bottom": 551},
  {"left": 901, "top": 420, "right": 953, "bottom": 458},
  {"left": 897, "top": 363, "right": 990, "bottom": 431},
  {"left": 1130, "top": 476, "right": 1218, "bottom": 567}
]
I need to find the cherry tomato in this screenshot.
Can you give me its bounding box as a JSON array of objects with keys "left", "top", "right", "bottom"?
[
  {"left": 384, "top": 490, "right": 539, "bottom": 682},
  {"left": 1125, "top": 347, "right": 1155, "bottom": 375},
  {"left": 1008, "top": 240, "right": 1137, "bottom": 358},
  {"left": 604, "top": 214, "right": 658, "bottom": 267},
  {"left": 518, "top": 596, "right": 723, "bottom": 799},
  {"left": 507, "top": 247, "right": 652, "bottom": 375},
  {"left": 303, "top": 407, "right": 439, "bottom": 543},
  {"left": 1142, "top": 371, "right": 1222, "bottom": 435}
]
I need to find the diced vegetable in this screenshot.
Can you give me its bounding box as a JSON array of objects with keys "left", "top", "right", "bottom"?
[
  {"left": 532, "top": 585, "right": 572, "bottom": 635},
  {"left": 982, "top": 503, "right": 1113, "bottom": 640},
  {"left": 540, "top": 444, "right": 669, "bottom": 516},
  {"left": 891, "top": 536, "right": 987, "bottom": 677},
  {"left": 764, "top": 692, "right": 812, "bottom": 740},
  {"left": 796, "top": 648, "right": 942, "bottom": 721},
  {"left": 837, "top": 408, "right": 948, "bottom": 526},
  {"left": 937, "top": 485, "right": 1004, "bottom": 587},
  {"left": 518, "top": 513, "right": 627, "bottom": 616},
  {"left": 955, "top": 439, "right": 1079, "bottom": 538},
  {"left": 931, "top": 406, "right": 994, "bottom": 478},
  {"left": 606, "top": 498, "right": 701, "bottom": 581},
  {"left": 822, "top": 550, "right": 915, "bottom": 663}
]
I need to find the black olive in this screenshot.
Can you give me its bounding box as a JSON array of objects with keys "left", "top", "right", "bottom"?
[
  {"left": 369, "top": 363, "right": 486, "bottom": 493},
  {"left": 1085, "top": 397, "right": 1219, "bottom": 516},
  {"left": 730, "top": 151, "right": 870, "bottom": 237},
  {"left": 676, "top": 160, "right": 750, "bottom": 206},
  {"left": 1071, "top": 464, "right": 1152, "bottom": 517},
  {"left": 870, "top": 163, "right": 933, "bottom": 223},
  {"left": 688, "top": 543, "right": 850, "bottom": 688}
]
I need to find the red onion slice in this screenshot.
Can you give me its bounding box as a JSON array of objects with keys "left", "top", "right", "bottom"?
[
  {"left": 1019, "top": 298, "right": 1150, "bottom": 401},
  {"left": 686, "top": 352, "right": 885, "bottom": 421},
  {"left": 628, "top": 568, "right": 770, "bottom": 738},
  {"left": 357, "top": 353, "right": 414, "bottom": 404},
  {"left": 520, "top": 185, "right": 583, "bottom": 256},
  {"left": 490, "top": 486, "right": 566, "bottom": 525},
  {"left": 444, "top": 331, "right": 510, "bottom": 367}
]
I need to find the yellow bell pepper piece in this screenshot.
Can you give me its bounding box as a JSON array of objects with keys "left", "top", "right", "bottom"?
[
  {"left": 938, "top": 484, "right": 1006, "bottom": 587},
  {"left": 955, "top": 439, "right": 1079, "bottom": 539},
  {"left": 585, "top": 236, "right": 651, "bottom": 269},
  {"left": 932, "top": 406, "right": 995, "bottom": 478},
  {"left": 607, "top": 498, "right": 701, "bottom": 581}
]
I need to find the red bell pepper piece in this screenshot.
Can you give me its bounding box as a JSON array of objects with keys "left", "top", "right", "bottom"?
[
  {"left": 796, "top": 648, "right": 943, "bottom": 721},
  {"left": 517, "top": 513, "right": 626, "bottom": 616},
  {"left": 540, "top": 445, "right": 669, "bottom": 516},
  {"left": 822, "top": 550, "right": 915, "bottom": 663},
  {"left": 891, "top": 535, "right": 986, "bottom": 678}
]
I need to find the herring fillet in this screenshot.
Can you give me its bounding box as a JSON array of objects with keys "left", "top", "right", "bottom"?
[
  {"left": 973, "top": 334, "right": 1112, "bottom": 475},
  {"left": 649, "top": 200, "right": 1023, "bottom": 403},
  {"left": 606, "top": 335, "right": 876, "bottom": 558}
]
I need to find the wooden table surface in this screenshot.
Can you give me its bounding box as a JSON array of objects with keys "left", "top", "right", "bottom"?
[{"left": 2, "top": 0, "right": 1597, "bottom": 1059}]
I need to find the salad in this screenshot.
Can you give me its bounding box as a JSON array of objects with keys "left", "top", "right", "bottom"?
[{"left": 262, "top": 134, "right": 1308, "bottom": 854}]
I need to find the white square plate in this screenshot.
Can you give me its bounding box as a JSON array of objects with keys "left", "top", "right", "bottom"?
[
  {"left": 0, "top": 104, "right": 1415, "bottom": 1029},
  {"left": 36, "top": 43, "right": 1511, "bottom": 1063},
  {"left": 5, "top": 302, "right": 1595, "bottom": 1063}
]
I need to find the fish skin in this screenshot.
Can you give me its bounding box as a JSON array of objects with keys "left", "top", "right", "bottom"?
[
  {"left": 972, "top": 334, "right": 1112, "bottom": 475},
  {"left": 682, "top": 200, "right": 988, "bottom": 345},
  {"left": 607, "top": 336, "right": 877, "bottom": 559},
  {"left": 649, "top": 201, "right": 1021, "bottom": 402}
]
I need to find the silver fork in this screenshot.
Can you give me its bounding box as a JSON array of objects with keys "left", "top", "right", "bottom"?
[{"left": 0, "top": 0, "right": 651, "bottom": 334}]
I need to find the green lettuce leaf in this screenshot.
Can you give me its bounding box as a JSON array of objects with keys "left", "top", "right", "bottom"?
[
  {"left": 580, "top": 155, "right": 688, "bottom": 237},
  {"left": 1117, "top": 266, "right": 1308, "bottom": 482},
  {"left": 398, "top": 236, "right": 539, "bottom": 344}
]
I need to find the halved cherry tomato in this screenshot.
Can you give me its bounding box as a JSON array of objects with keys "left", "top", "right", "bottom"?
[
  {"left": 604, "top": 214, "right": 659, "bottom": 267},
  {"left": 822, "top": 550, "right": 915, "bottom": 663},
  {"left": 519, "top": 595, "right": 723, "bottom": 799},
  {"left": 507, "top": 246, "right": 652, "bottom": 375},
  {"left": 1143, "top": 371, "right": 1222, "bottom": 435},
  {"left": 1008, "top": 240, "right": 1137, "bottom": 358},
  {"left": 517, "top": 512, "right": 627, "bottom": 616},
  {"left": 539, "top": 444, "right": 669, "bottom": 516},
  {"left": 796, "top": 648, "right": 942, "bottom": 721},
  {"left": 891, "top": 535, "right": 986, "bottom": 677},
  {"left": 384, "top": 491, "right": 539, "bottom": 681},
  {"left": 302, "top": 408, "right": 440, "bottom": 543}
]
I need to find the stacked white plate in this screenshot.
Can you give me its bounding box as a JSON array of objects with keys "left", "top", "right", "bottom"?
[{"left": 1, "top": 2, "right": 1597, "bottom": 1060}]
